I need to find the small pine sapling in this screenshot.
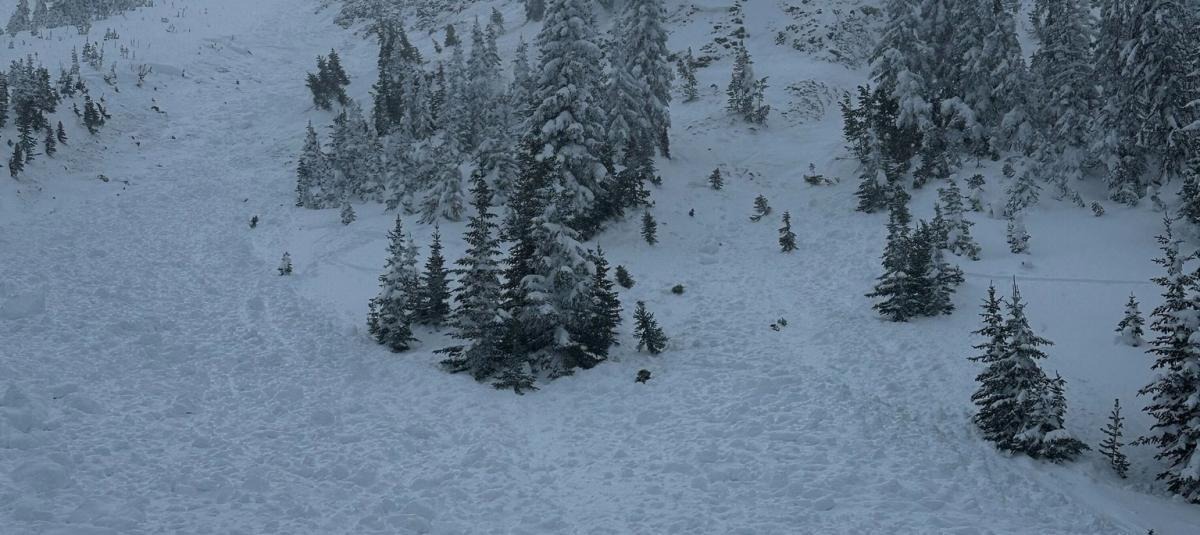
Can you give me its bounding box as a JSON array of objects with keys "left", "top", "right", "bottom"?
[
  {"left": 340, "top": 202, "right": 356, "bottom": 225},
  {"left": 1098, "top": 399, "right": 1130, "bottom": 478},
  {"left": 56, "top": 122, "right": 67, "bottom": 145},
  {"left": 1007, "top": 217, "right": 1030, "bottom": 254},
  {"left": 615, "top": 265, "right": 634, "bottom": 288},
  {"left": 749, "top": 194, "right": 772, "bottom": 221},
  {"left": 709, "top": 168, "right": 723, "bottom": 190},
  {"left": 635, "top": 369, "right": 652, "bottom": 383},
  {"left": 633, "top": 301, "right": 669, "bottom": 354},
  {"left": 278, "top": 253, "right": 293, "bottom": 275},
  {"left": 1091, "top": 202, "right": 1105, "bottom": 217},
  {"left": 641, "top": 211, "right": 658, "bottom": 245},
  {"left": 779, "top": 211, "right": 797, "bottom": 252},
  {"left": 249, "top": 216, "right": 259, "bottom": 229},
  {"left": 671, "top": 284, "right": 685, "bottom": 295},
  {"left": 1116, "top": 293, "right": 1144, "bottom": 346},
  {"left": 802, "top": 163, "right": 828, "bottom": 185}
]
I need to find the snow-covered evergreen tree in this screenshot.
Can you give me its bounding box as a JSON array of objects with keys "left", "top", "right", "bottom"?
[
  {"left": 573, "top": 247, "right": 621, "bottom": 367},
  {"left": 677, "top": 49, "right": 698, "bottom": 103},
  {"left": 726, "top": 43, "right": 769, "bottom": 124},
  {"left": 329, "top": 101, "right": 384, "bottom": 203},
  {"left": 971, "top": 281, "right": 1087, "bottom": 461},
  {"left": 528, "top": 0, "right": 612, "bottom": 236},
  {"left": 913, "top": 220, "right": 962, "bottom": 316},
  {"left": 779, "top": 211, "right": 797, "bottom": 252},
  {"left": 1116, "top": 293, "right": 1145, "bottom": 347},
  {"left": 7, "top": 0, "right": 29, "bottom": 35},
  {"left": 507, "top": 37, "right": 535, "bottom": 130},
  {"left": 441, "top": 175, "right": 508, "bottom": 380},
  {"left": 1100, "top": 398, "right": 1130, "bottom": 478},
  {"left": 1006, "top": 216, "right": 1030, "bottom": 254},
  {"left": 278, "top": 252, "right": 293, "bottom": 276},
  {"left": 613, "top": 0, "right": 672, "bottom": 155},
  {"left": 1028, "top": 0, "right": 1094, "bottom": 187},
  {"left": 368, "top": 216, "right": 419, "bottom": 352},
  {"left": 749, "top": 194, "right": 772, "bottom": 222},
  {"left": 867, "top": 193, "right": 916, "bottom": 321},
  {"left": 641, "top": 211, "right": 657, "bottom": 245},
  {"left": 414, "top": 226, "right": 451, "bottom": 327},
  {"left": 1004, "top": 169, "right": 1040, "bottom": 217},
  {"left": 1138, "top": 216, "right": 1200, "bottom": 502},
  {"left": 856, "top": 169, "right": 889, "bottom": 213},
  {"left": 633, "top": 301, "right": 668, "bottom": 354},
  {"left": 708, "top": 168, "right": 724, "bottom": 190},
  {"left": 340, "top": 202, "right": 356, "bottom": 225},
  {"left": 419, "top": 150, "right": 466, "bottom": 223},
  {"left": 870, "top": 0, "right": 930, "bottom": 131},
  {"left": 937, "top": 180, "right": 980, "bottom": 260}
]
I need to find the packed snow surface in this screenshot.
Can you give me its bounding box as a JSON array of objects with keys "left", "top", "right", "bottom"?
[{"left": 2, "top": 0, "right": 1199, "bottom": 533}]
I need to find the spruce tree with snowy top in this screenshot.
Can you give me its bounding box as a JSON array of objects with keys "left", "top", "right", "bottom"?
[
  {"left": 914, "top": 220, "right": 962, "bottom": 316},
  {"left": 641, "top": 211, "right": 658, "bottom": 245},
  {"left": 855, "top": 169, "right": 889, "bottom": 214},
  {"left": 501, "top": 139, "right": 596, "bottom": 378},
  {"left": 726, "top": 43, "right": 769, "bottom": 124},
  {"left": 779, "top": 211, "right": 797, "bottom": 252},
  {"left": 528, "top": 0, "right": 612, "bottom": 236},
  {"left": 1137, "top": 216, "right": 1200, "bottom": 502},
  {"left": 867, "top": 192, "right": 915, "bottom": 321},
  {"left": 296, "top": 122, "right": 333, "bottom": 209},
  {"left": 749, "top": 195, "right": 772, "bottom": 222},
  {"left": 83, "top": 96, "right": 100, "bottom": 134},
  {"left": 414, "top": 226, "right": 451, "bottom": 327},
  {"left": 42, "top": 125, "right": 54, "bottom": 157},
  {"left": 612, "top": 0, "right": 673, "bottom": 156},
  {"left": 970, "top": 281, "right": 1086, "bottom": 461},
  {"left": 615, "top": 265, "right": 634, "bottom": 289},
  {"left": 937, "top": 180, "right": 980, "bottom": 260},
  {"left": 709, "top": 168, "right": 724, "bottom": 190},
  {"left": 333, "top": 102, "right": 386, "bottom": 203},
  {"left": 367, "top": 216, "right": 419, "bottom": 352},
  {"left": 1006, "top": 216, "right": 1030, "bottom": 254},
  {"left": 278, "top": 253, "right": 293, "bottom": 276},
  {"left": 678, "top": 49, "right": 698, "bottom": 103},
  {"left": 634, "top": 301, "right": 668, "bottom": 354},
  {"left": 572, "top": 247, "right": 622, "bottom": 367},
  {"left": 1116, "top": 293, "right": 1145, "bottom": 347},
  {"left": 419, "top": 151, "right": 466, "bottom": 224},
  {"left": 1004, "top": 170, "right": 1041, "bottom": 218},
  {"left": 1099, "top": 398, "right": 1130, "bottom": 479},
  {"left": 441, "top": 175, "right": 507, "bottom": 380},
  {"left": 340, "top": 202, "right": 356, "bottom": 225}
]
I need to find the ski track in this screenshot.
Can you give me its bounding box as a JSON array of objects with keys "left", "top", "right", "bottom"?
[{"left": 1, "top": 0, "right": 1198, "bottom": 533}]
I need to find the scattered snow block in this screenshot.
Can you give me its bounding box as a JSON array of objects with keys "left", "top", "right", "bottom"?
[
  {"left": 0, "top": 288, "right": 47, "bottom": 319},
  {"left": 11, "top": 459, "right": 71, "bottom": 492}
]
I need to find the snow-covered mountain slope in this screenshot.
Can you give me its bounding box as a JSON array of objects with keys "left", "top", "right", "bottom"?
[{"left": 2, "top": 0, "right": 1199, "bottom": 533}]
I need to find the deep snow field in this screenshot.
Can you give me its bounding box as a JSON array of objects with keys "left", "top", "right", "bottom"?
[{"left": 2, "top": 0, "right": 1200, "bottom": 533}]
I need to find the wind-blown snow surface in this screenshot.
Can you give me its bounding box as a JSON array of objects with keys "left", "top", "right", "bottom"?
[{"left": 2, "top": 0, "right": 1200, "bottom": 533}]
